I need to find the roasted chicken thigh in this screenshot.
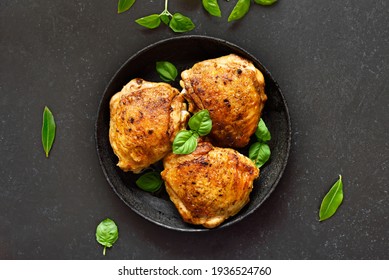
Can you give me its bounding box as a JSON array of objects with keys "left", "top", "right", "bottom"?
[
  {"left": 161, "top": 142, "right": 259, "bottom": 228},
  {"left": 180, "top": 54, "right": 267, "bottom": 148},
  {"left": 109, "top": 78, "right": 189, "bottom": 173}
]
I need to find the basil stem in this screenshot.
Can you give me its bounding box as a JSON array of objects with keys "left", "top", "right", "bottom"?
[
  {"left": 319, "top": 175, "right": 344, "bottom": 221},
  {"left": 136, "top": 172, "right": 163, "bottom": 192},
  {"left": 95, "top": 218, "right": 119, "bottom": 256},
  {"left": 228, "top": 0, "right": 251, "bottom": 22},
  {"left": 117, "top": 0, "right": 136, "bottom": 13},
  {"left": 42, "top": 106, "right": 56, "bottom": 158}
]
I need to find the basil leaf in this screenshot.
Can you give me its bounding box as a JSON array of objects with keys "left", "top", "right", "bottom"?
[
  {"left": 169, "top": 13, "right": 195, "bottom": 33},
  {"left": 172, "top": 130, "right": 199, "bottom": 155},
  {"left": 188, "top": 109, "right": 212, "bottom": 136},
  {"left": 319, "top": 175, "right": 344, "bottom": 221},
  {"left": 228, "top": 0, "right": 251, "bottom": 22},
  {"left": 255, "top": 118, "right": 271, "bottom": 142},
  {"left": 96, "top": 218, "right": 118, "bottom": 256},
  {"left": 117, "top": 0, "right": 136, "bottom": 13},
  {"left": 135, "top": 14, "right": 161, "bottom": 29},
  {"left": 249, "top": 142, "right": 271, "bottom": 168},
  {"left": 202, "top": 0, "right": 222, "bottom": 17},
  {"left": 254, "top": 0, "right": 277, "bottom": 6},
  {"left": 136, "top": 171, "right": 163, "bottom": 192},
  {"left": 156, "top": 61, "right": 178, "bottom": 82},
  {"left": 42, "top": 106, "right": 56, "bottom": 158},
  {"left": 160, "top": 14, "right": 170, "bottom": 25}
]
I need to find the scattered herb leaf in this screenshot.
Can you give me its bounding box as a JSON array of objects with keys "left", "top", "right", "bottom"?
[
  {"left": 135, "top": 14, "right": 161, "bottom": 29},
  {"left": 136, "top": 171, "right": 163, "bottom": 192},
  {"left": 117, "top": 0, "right": 136, "bottom": 14},
  {"left": 169, "top": 13, "right": 196, "bottom": 33},
  {"left": 255, "top": 118, "right": 271, "bottom": 142},
  {"left": 188, "top": 109, "right": 212, "bottom": 136},
  {"left": 319, "top": 175, "right": 344, "bottom": 221},
  {"left": 228, "top": 0, "right": 251, "bottom": 22},
  {"left": 202, "top": 0, "right": 222, "bottom": 17},
  {"left": 172, "top": 130, "right": 199, "bottom": 155},
  {"left": 156, "top": 61, "right": 178, "bottom": 82},
  {"left": 249, "top": 118, "right": 271, "bottom": 168},
  {"left": 96, "top": 218, "right": 119, "bottom": 256},
  {"left": 42, "top": 106, "right": 56, "bottom": 158},
  {"left": 173, "top": 109, "right": 213, "bottom": 155},
  {"left": 254, "top": 0, "right": 277, "bottom": 6},
  {"left": 249, "top": 142, "right": 271, "bottom": 168}
]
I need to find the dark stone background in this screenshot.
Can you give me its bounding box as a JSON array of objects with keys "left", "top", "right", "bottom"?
[{"left": 0, "top": 0, "right": 387, "bottom": 259}]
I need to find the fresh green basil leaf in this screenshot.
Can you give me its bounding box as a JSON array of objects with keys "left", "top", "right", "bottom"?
[
  {"left": 156, "top": 61, "right": 178, "bottom": 82},
  {"left": 228, "top": 0, "right": 251, "bottom": 22},
  {"left": 202, "top": 0, "right": 222, "bottom": 17},
  {"left": 169, "top": 13, "right": 195, "bottom": 33},
  {"left": 249, "top": 142, "right": 271, "bottom": 168},
  {"left": 96, "top": 218, "right": 119, "bottom": 256},
  {"left": 136, "top": 171, "right": 163, "bottom": 192},
  {"left": 319, "top": 175, "right": 344, "bottom": 221},
  {"left": 160, "top": 14, "right": 170, "bottom": 25},
  {"left": 255, "top": 118, "right": 271, "bottom": 142},
  {"left": 254, "top": 0, "right": 277, "bottom": 6},
  {"left": 135, "top": 14, "right": 161, "bottom": 29},
  {"left": 117, "top": 0, "right": 136, "bottom": 13},
  {"left": 188, "top": 109, "right": 212, "bottom": 137},
  {"left": 42, "top": 106, "right": 56, "bottom": 158},
  {"left": 172, "top": 130, "right": 199, "bottom": 155}
]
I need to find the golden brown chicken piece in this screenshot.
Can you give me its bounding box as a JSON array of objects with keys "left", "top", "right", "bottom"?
[
  {"left": 161, "top": 142, "right": 259, "bottom": 228},
  {"left": 109, "top": 78, "right": 189, "bottom": 173},
  {"left": 180, "top": 54, "right": 267, "bottom": 148}
]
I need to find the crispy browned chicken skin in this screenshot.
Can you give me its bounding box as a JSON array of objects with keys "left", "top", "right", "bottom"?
[
  {"left": 180, "top": 54, "right": 267, "bottom": 148},
  {"left": 109, "top": 78, "right": 189, "bottom": 173},
  {"left": 161, "top": 142, "right": 259, "bottom": 228}
]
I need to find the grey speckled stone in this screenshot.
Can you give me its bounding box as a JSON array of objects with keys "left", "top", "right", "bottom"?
[{"left": 0, "top": 0, "right": 388, "bottom": 259}]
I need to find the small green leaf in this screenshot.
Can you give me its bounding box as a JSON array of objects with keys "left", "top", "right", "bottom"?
[
  {"left": 136, "top": 171, "right": 163, "bottom": 192},
  {"left": 202, "top": 0, "right": 222, "bottom": 17},
  {"left": 169, "top": 13, "right": 195, "bottom": 33},
  {"left": 135, "top": 14, "right": 161, "bottom": 29},
  {"left": 160, "top": 14, "right": 170, "bottom": 25},
  {"left": 172, "top": 130, "right": 199, "bottom": 155},
  {"left": 254, "top": 0, "right": 277, "bottom": 6},
  {"left": 188, "top": 109, "right": 212, "bottom": 136},
  {"left": 42, "top": 106, "right": 56, "bottom": 158},
  {"left": 228, "top": 0, "right": 251, "bottom": 22},
  {"left": 96, "top": 218, "right": 118, "bottom": 256},
  {"left": 249, "top": 142, "right": 271, "bottom": 168},
  {"left": 117, "top": 0, "right": 136, "bottom": 13},
  {"left": 156, "top": 61, "right": 178, "bottom": 82},
  {"left": 319, "top": 175, "right": 344, "bottom": 221},
  {"left": 255, "top": 118, "right": 271, "bottom": 142}
]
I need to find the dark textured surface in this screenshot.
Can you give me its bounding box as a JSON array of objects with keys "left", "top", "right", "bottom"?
[{"left": 1, "top": 0, "right": 388, "bottom": 259}]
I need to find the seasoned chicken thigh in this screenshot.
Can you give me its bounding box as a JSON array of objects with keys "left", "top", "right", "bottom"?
[
  {"left": 109, "top": 78, "right": 189, "bottom": 173},
  {"left": 161, "top": 142, "right": 259, "bottom": 228},
  {"left": 180, "top": 54, "right": 267, "bottom": 148}
]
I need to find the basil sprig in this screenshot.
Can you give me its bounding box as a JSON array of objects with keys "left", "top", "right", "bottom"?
[
  {"left": 96, "top": 218, "right": 119, "bottom": 256},
  {"left": 42, "top": 106, "right": 56, "bottom": 158},
  {"left": 319, "top": 175, "right": 344, "bottom": 221},
  {"left": 156, "top": 61, "right": 178, "bottom": 82},
  {"left": 136, "top": 171, "right": 163, "bottom": 192},
  {"left": 249, "top": 118, "right": 271, "bottom": 168},
  {"left": 173, "top": 110, "right": 212, "bottom": 155},
  {"left": 135, "top": 0, "right": 195, "bottom": 33}
]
